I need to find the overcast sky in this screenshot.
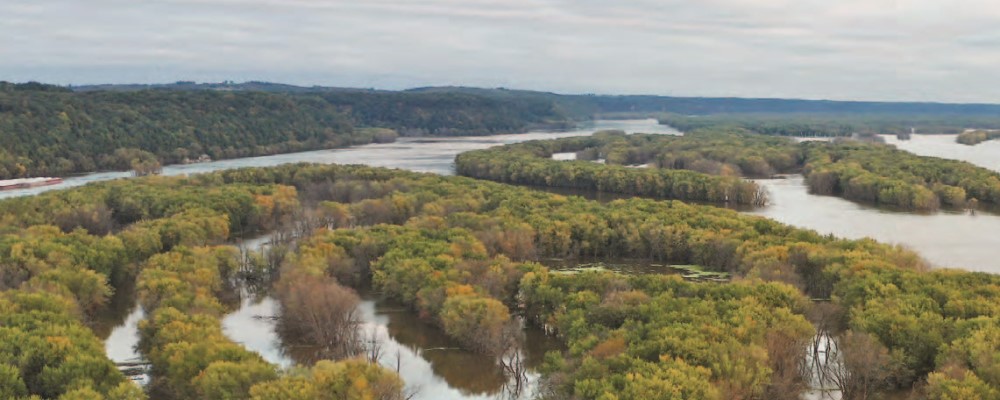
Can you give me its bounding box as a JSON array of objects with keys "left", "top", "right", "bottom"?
[{"left": 4, "top": 0, "right": 1000, "bottom": 102}]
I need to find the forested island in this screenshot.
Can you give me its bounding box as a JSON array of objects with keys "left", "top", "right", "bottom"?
[
  {"left": 1, "top": 163, "right": 999, "bottom": 399},
  {"left": 957, "top": 130, "right": 1000, "bottom": 146},
  {"left": 457, "top": 129, "right": 1000, "bottom": 211}
]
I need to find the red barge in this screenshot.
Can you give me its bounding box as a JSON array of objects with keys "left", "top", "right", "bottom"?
[{"left": 0, "top": 177, "right": 64, "bottom": 191}]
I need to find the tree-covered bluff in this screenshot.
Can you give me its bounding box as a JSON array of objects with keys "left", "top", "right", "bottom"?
[{"left": 0, "top": 83, "right": 575, "bottom": 180}]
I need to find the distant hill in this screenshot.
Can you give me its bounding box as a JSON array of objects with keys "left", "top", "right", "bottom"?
[
  {"left": 405, "top": 86, "right": 1000, "bottom": 116},
  {"left": 0, "top": 82, "right": 575, "bottom": 179},
  {"left": 71, "top": 81, "right": 367, "bottom": 93},
  {"left": 69, "top": 81, "right": 1000, "bottom": 116}
]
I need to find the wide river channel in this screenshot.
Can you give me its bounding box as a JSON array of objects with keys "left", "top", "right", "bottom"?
[{"left": 7, "top": 119, "right": 999, "bottom": 399}]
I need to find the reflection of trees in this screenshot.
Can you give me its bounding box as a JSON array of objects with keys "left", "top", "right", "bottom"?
[
  {"left": 383, "top": 303, "right": 508, "bottom": 396},
  {"left": 90, "top": 279, "right": 139, "bottom": 339},
  {"left": 807, "top": 301, "right": 845, "bottom": 399},
  {"left": 822, "top": 331, "right": 900, "bottom": 400},
  {"left": 382, "top": 299, "right": 566, "bottom": 399}
]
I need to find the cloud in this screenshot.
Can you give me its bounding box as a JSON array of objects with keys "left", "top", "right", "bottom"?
[{"left": 3, "top": 0, "right": 1000, "bottom": 102}]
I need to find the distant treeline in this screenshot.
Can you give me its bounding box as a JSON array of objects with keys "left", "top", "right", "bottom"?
[
  {"left": 659, "top": 113, "right": 1000, "bottom": 136},
  {"left": 74, "top": 82, "right": 1000, "bottom": 116},
  {"left": 0, "top": 82, "right": 574, "bottom": 179},
  {"left": 457, "top": 129, "right": 1000, "bottom": 211},
  {"left": 316, "top": 90, "right": 573, "bottom": 135},
  {"left": 361, "top": 85, "right": 1000, "bottom": 118}
]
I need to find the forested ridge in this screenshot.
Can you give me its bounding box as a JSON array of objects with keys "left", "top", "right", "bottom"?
[
  {"left": 316, "top": 91, "right": 575, "bottom": 136},
  {"left": 1, "top": 163, "right": 999, "bottom": 399},
  {"left": 75, "top": 81, "right": 1000, "bottom": 116},
  {"left": 659, "top": 113, "right": 1000, "bottom": 136},
  {"left": 457, "top": 129, "right": 1000, "bottom": 211},
  {"left": 0, "top": 82, "right": 574, "bottom": 180}
]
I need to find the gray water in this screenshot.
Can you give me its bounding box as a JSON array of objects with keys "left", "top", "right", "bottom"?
[
  {"left": 883, "top": 134, "right": 1000, "bottom": 172},
  {"left": 751, "top": 175, "right": 1000, "bottom": 273}
]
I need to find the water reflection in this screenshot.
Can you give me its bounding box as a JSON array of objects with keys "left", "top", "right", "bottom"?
[
  {"left": 219, "top": 287, "right": 561, "bottom": 400},
  {"left": 365, "top": 296, "right": 509, "bottom": 398},
  {"left": 221, "top": 294, "right": 292, "bottom": 368},
  {"left": 94, "top": 281, "right": 149, "bottom": 385}
]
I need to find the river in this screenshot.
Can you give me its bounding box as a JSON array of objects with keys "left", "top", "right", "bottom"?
[
  {"left": 884, "top": 133, "right": 1000, "bottom": 172},
  {"left": 750, "top": 176, "right": 999, "bottom": 272},
  {"left": 0, "top": 119, "right": 679, "bottom": 200}
]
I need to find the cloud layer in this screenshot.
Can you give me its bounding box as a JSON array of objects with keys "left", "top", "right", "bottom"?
[{"left": 4, "top": 0, "right": 1000, "bottom": 102}]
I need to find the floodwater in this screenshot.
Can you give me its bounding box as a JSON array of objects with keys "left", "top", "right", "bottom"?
[
  {"left": 218, "top": 235, "right": 562, "bottom": 399},
  {"left": 221, "top": 291, "right": 561, "bottom": 400}
]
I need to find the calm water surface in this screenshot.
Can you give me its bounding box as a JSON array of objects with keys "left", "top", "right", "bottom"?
[
  {"left": 752, "top": 176, "right": 1000, "bottom": 273},
  {"left": 883, "top": 134, "right": 1000, "bottom": 172},
  {"left": 222, "top": 291, "right": 560, "bottom": 400}
]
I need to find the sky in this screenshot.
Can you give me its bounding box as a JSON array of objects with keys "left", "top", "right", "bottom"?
[{"left": 4, "top": 0, "right": 1000, "bottom": 102}]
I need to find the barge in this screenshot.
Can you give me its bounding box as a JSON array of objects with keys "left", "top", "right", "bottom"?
[{"left": 0, "top": 177, "right": 64, "bottom": 191}]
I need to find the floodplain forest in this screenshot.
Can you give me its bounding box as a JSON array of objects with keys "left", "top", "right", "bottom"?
[
  {"left": 1, "top": 163, "right": 999, "bottom": 399},
  {"left": 457, "top": 129, "right": 1000, "bottom": 211}
]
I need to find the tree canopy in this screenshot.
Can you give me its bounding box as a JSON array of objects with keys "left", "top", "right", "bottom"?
[{"left": 1, "top": 162, "right": 999, "bottom": 399}]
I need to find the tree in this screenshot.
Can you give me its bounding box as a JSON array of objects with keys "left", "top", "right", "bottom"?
[
  {"left": 439, "top": 293, "right": 512, "bottom": 355},
  {"left": 825, "top": 331, "right": 900, "bottom": 400},
  {"left": 275, "top": 276, "right": 363, "bottom": 360},
  {"left": 192, "top": 360, "right": 278, "bottom": 400}
]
